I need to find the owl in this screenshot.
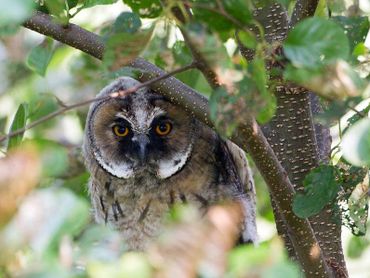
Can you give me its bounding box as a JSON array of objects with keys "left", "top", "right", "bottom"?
[{"left": 83, "top": 77, "right": 257, "bottom": 250}]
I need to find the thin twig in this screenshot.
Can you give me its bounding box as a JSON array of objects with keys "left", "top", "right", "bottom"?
[
  {"left": 170, "top": 5, "right": 220, "bottom": 88},
  {"left": 0, "top": 62, "right": 195, "bottom": 143},
  {"left": 347, "top": 104, "right": 367, "bottom": 118}
]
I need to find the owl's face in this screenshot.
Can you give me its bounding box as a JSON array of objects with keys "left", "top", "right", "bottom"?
[{"left": 85, "top": 77, "right": 195, "bottom": 179}]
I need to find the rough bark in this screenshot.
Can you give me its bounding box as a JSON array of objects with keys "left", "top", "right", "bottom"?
[
  {"left": 268, "top": 86, "right": 346, "bottom": 277},
  {"left": 240, "top": 1, "right": 347, "bottom": 276}
]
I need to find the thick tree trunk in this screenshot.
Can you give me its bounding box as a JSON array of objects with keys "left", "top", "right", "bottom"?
[
  {"left": 241, "top": 2, "right": 348, "bottom": 276},
  {"left": 268, "top": 87, "right": 347, "bottom": 277}
]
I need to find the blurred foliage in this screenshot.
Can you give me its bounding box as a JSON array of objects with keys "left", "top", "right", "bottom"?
[
  {"left": 293, "top": 165, "right": 341, "bottom": 219},
  {"left": 0, "top": 0, "right": 369, "bottom": 277}
]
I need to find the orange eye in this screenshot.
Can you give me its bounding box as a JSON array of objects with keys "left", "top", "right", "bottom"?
[
  {"left": 155, "top": 122, "right": 172, "bottom": 136},
  {"left": 113, "top": 125, "right": 129, "bottom": 137}
]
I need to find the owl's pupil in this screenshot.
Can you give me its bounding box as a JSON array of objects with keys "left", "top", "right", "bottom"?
[
  {"left": 159, "top": 123, "right": 168, "bottom": 132},
  {"left": 117, "top": 126, "right": 126, "bottom": 133}
]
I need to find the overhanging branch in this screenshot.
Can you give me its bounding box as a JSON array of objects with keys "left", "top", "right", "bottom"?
[{"left": 23, "top": 11, "right": 104, "bottom": 59}]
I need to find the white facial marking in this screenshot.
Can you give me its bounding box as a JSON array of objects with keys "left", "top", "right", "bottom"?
[
  {"left": 115, "top": 112, "right": 136, "bottom": 127},
  {"left": 93, "top": 150, "right": 134, "bottom": 179},
  {"left": 157, "top": 143, "right": 193, "bottom": 179},
  {"left": 240, "top": 197, "right": 258, "bottom": 244}
]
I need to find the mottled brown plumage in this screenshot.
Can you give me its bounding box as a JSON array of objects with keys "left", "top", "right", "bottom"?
[{"left": 83, "top": 77, "right": 257, "bottom": 250}]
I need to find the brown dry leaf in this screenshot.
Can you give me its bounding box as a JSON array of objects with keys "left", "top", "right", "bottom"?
[
  {"left": 148, "top": 203, "right": 243, "bottom": 278},
  {"left": 307, "top": 60, "right": 362, "bottom": 100},
  {"left": 0, "top": 146, "right": 41, "bottom": 228}
]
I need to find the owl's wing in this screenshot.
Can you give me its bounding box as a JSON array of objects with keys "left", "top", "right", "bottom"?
[{"left": 225, "top": 140, "right": 258, "bottom": 244}]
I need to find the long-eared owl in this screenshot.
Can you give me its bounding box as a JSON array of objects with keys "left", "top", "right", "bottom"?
[{"left": 83, "top": 77, "right": 257, "bottom": 250}]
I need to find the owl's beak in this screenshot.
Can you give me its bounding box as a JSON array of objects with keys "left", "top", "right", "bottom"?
[{"left": 133, "top": 134, "right": 150, "bottom": 164}]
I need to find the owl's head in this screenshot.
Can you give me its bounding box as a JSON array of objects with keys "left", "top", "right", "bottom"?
[{"left": 84, "top": 77, "right": 195, "bottom": 179}]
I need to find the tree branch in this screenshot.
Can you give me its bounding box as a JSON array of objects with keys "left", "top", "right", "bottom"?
[
  {"left": 290, "top": 0, "right": 320, "bottom": 27},
  {"left": 171, "top": 5, "right": 220, "bottom": 88},
  {"left": 22, "top": 11, "right": 330, "bottom": 276},
  {"left": 23, "top": 11, "right": 104, "bottom": 59},
  {"left": 0, "top": 62, "right": 195, "bottom": 143}
]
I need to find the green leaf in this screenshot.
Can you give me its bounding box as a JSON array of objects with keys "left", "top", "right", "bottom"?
[
  {"left": 0, "top": 187, "right": 89, "bottom": 260},
  {"left": 276, "top": 0, "right": 293, "bottom": 8},
  {"left": 88, "top": 253, "right": 152, "bottom": 278},
  {"left": 209, "top": 86, "right": 239, "bottom": 136},
  {"left": 293, "top": 165, "right": 341, "bottom": 218},
  {"left": 263, "top": 261, "right": 301, "bottom": 278},
  {"left": 0, "top": 0, "right": 35, "bottom": 26},
  {"left": 239, "top": 59, "right": 276, "bottom": 124},
  {"left": 327, "top": 0, "right": 346, "bottom": 13},
  {"left": 0, "top": 24, "right": 19, "bottom": 36},
  {"left": 28, "top": 93, "right": 59, "bottom": 122},
  {"left": 67, "top": 0, "right": 79, "bottom": 9},
  {"left": 192, "top": 0, "right": 252, "bottom": 35},
  {"left": 222, "top": 0, "right": 252, "bottom": 26},
  {"left": 284, "top": 60, "right": 363, "bottom": 100},
  {"left": 63, "top": 172, "right": 90, "bottom": 198},
  {"left": 26, "top": 38, "right": 55, "bottom": 77},
  {"left": 172, "top": 41, "right": 193, "bottom": 66},
  {"left": 7, "top": 103, "right": 28, "bottom": 150},
  {"left": 316, "top": 96, "right": 363, "bottom": 126},
  {"left": 44, "top": 188, "right": 90, "bottom": 254},
  {"left": 249, "top": 58, "right": 267, "bottom": 96},
  {"left": 44, "top": 0, "right": 67, "bottom": 21},
  {"left": 31, "top": 139, "right": 69, "bottom": 177},
  {"left": 353, "top": 42, "right": 368, "bottom": 57},
  {"left": 342, "top": 118, "right": 370, "bottom": 167},
  {"left": 283, "top": 17, "right": 350, "bottom": 69},
  {"left": 184, "top": 23, "right": 231, "bottom": 68},
  {"left": 113, "top": 12, "right": 141, "bottom": 34},
  {"left": 209, "top": 86, "right": 228, "bottom": 122},
  {"left": 227, "top": 243, "right": 300, "bottom": 277},
  {"left": 237, "top": 30, "right": 257, "bottom": 49},
  {"left": 123, "top": 0, "right": 162, "bottom": 18},
  {"left": 84, "top": 0, "right": 119, "bottom": 8},
  {"left": 192, "top": 5, "right": 233, "bottom": 33},
  {"left": 346, "top": 180, "right": 369, "bottom": 236},
  {"left": 337, "top": 161, "right": 369, "bottom": 236},
  {"left": 103, "top": 27, "right": 154, "bottom": 70},
  {"left": 347, "top": 236, "right": 370, "bottom": 258},
  {"left": 339, "top": 163, "right": 368, "bottom": 191},
  {"left": 332, "top": 16, "right": 370, "bottom": 54},
  {"left": 75, "top": 224, "right": 125, "bottom": 262}
]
